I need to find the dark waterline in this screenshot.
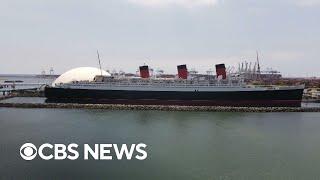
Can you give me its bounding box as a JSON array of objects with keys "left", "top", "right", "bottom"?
[{"left": 1, "top": 108, "right": 320, "bottom": 179}]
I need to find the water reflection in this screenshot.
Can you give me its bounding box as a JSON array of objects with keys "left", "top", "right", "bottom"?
[{"left": 1, "top": 108, "right": 320, "bottom": 179}]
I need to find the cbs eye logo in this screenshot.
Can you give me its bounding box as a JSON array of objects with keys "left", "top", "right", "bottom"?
[{"left": 20, "top": 143, "right": 37, "bottom": 161}]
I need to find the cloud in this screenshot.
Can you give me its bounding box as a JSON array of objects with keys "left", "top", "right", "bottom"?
[
  {"left": 127, "top": 0, "right": 219, "bottom": 8},
  {"left": 266, "top": 51, "right": 304, "bottom": 61},
  {"left": 295, "top": 0, "right": 320, "bottom": 7}
]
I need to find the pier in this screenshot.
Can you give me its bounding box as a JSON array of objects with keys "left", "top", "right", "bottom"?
[{"left": 0, "top": 83, "right": 47, "bottom": 96}]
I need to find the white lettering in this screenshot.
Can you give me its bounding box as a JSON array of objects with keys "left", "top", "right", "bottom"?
[
  {"left": 100, "top": 144, "right": 112, "bottom": 160},
  {"left": 135, "top": 143, "right": 147, "bottom": 160},
  {"left": 67, "top": 143, "right": 79, "bottom": 160},
  {"left": 114, "top": 144, "right": 136, "bottom": 160},
  {"left": 54, "top": 144, "right": 67, "bottom": 160},
  {"left": 38, "top": 143, "right": 53, "bottom": 160},
  {"left": 84, "top": 144, "right": 99, "bottom": 160}
]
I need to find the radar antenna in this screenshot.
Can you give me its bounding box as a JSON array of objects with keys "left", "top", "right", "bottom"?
[{"left": 97, "top": 50, "right": 103, "bottom": 76}]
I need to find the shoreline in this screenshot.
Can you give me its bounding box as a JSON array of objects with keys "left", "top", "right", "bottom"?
[{"left": 1, "top": 102, "right": 320, "bottom": 112}]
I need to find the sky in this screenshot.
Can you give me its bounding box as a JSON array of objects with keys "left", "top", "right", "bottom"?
[{"left": 0, "top": 0, "right": 319, "bottom": 77}]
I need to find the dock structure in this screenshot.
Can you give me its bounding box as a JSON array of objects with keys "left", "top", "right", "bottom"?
[{"left": 0, "top": 83, "right": 47, "bottom": 96}]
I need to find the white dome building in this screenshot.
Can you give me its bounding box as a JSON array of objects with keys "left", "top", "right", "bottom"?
[{"left": 53, "top": 67, "right": 110, "bottom": 86}]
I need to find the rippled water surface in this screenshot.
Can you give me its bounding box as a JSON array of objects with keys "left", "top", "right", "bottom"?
[{"left": 1, "top": 108, "right": 320, "bottom": 179}]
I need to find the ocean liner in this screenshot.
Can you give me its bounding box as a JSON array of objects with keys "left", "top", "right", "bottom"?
[{"left": 45, "top": 64, "right": 304, "bottom": 107}]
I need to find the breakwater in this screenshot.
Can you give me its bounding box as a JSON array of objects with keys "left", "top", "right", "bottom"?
[
  {"left": 0, "top": 95, "right": 14, "bottom": 101},
  {"left": 1, "top": 102, "right": 320, "bottom": 112}
]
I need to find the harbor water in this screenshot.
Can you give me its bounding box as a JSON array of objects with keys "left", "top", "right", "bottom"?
[{"left": 1, "top": 108, "right": 320, "bottom": 179}]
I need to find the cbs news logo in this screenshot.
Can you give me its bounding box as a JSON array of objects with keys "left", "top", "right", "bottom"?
[{"left": 20, "top": 143, "right": 147, "bottom": 161}]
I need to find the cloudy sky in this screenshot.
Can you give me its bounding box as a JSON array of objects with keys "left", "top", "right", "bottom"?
[{"left": 0, "top": 0, "right": 319, "bottom": 76}]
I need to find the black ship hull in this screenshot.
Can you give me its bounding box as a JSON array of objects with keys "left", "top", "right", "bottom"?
[{"left": 44, "top": 87, "right": 304, "bottom": 107}]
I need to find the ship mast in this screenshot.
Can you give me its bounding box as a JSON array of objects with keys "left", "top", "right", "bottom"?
[
  {"left": 256, "top": 51, "right": 261, "bottom": 74},
  {"left": 97, "top": 50, "right": 103, "bottom": 76},
  {"left": 256, "top": 50, "right": 261, "bottom": 80}
]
